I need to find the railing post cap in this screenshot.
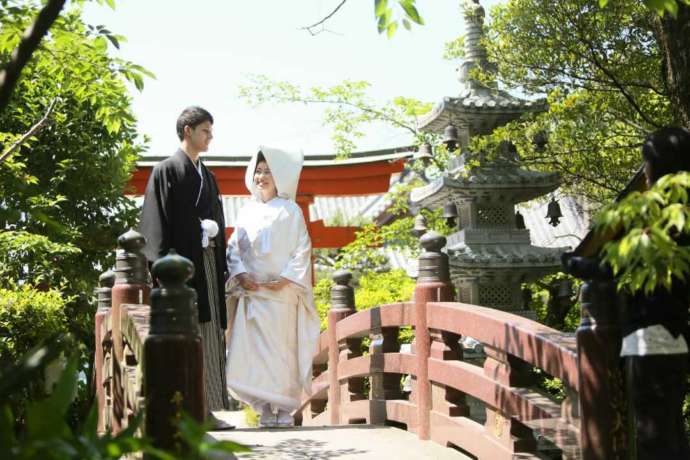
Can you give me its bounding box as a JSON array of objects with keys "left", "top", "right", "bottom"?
[
  {"left": 332, "top": 270, "right": 352, "bottom": 286},
  {"left": 117, "top": 228, "right": 146, "bottom": 252},
  {"left": 152, "top": 249, "right": 194, "bottom": 287},
  {"left": 99, "top": 269, "right": 116, "bottom": 288},
  {"left": 420, "top": 231, "right": 446, "bottom": 253}
]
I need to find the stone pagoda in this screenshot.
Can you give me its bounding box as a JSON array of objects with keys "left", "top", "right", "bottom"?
[{"left": 410, "top": 0, "right": 566, "bottom": 314}]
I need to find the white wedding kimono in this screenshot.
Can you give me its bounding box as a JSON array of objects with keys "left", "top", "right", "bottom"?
[{"left": 225, "top": 147, "right": 320, "bottom": 413}]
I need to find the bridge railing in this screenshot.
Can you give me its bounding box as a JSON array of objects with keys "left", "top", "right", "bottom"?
[
  {"left": 296, "top": 231, "right": 625, "bottom": 460},
  {"left": 94, "top": 230, "right": 205, "bottom": 452},
  {"left": 92, "top": 229, "right": 624, "bottom": 459}
]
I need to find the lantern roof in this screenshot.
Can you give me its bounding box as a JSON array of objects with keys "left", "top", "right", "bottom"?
[
  {"left": 449, "top": 243, "right": 564, "bottom": 268},
  {"left": 410, "top": 153, "right": 560, "bottom": 207},
  {"left": 418, "top": 0, "right": 545, "bottom": 136}
]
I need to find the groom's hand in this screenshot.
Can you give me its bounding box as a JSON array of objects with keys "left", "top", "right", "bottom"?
[{"left": 236, "top": 273, "right": 259, "bottom": 291}]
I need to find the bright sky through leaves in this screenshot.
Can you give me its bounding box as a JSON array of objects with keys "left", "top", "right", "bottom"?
[{"left": 82, "top": 0, "right": 502, "bottom": 157}]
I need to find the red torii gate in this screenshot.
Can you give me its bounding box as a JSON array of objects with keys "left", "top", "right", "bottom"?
[{"left": 128, "top": 147, "right": 412, "bottom": 248}]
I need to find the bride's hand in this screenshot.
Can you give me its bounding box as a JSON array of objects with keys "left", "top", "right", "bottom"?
[
  {"left": 263, "top": 277, "right": 290, "bottom": 291},
  {"left": 236, "top": 273, "right": 259, "bottom": 291}
]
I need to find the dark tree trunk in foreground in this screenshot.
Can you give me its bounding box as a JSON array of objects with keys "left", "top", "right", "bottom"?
[{"left": 654, "top": 4, "right": 690, "bottom": 128}]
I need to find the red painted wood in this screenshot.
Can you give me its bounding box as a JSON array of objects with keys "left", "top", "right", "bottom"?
[
  {"left": 336, "top": 353, "right": 416, "bottom": 380},
  {"left": 427, "top": 358, "right": 560, "bottom": 421},
  {"left": 130, "top": 160, "right": 404, "bottom": 249},
  {"left": 429, "top": 411, "right": 515, "bottom": 460},
  {"left": 129, "top": 159, "right": 405, "bottom": 196},
  {"left": 225, "top": 221, "right": 357, "bottom": 249},
  {"left": 427, "top": 302, "right": 579, "bottom": 392},
  {"left": 94, "top": 308, "right": 109, "bottom": 433},
  {"left": 337, "top": 399, "right": 418, "bottom": 428},
  {"left": 413, "top": 282, "right": 454, "bottom": 441},
  {"left": 328, "top": 307, "right": 354, "bottom": 425},
  {"left": 334, "top": 302, "right": 414, "bottom": 341},
  {"left": 109, "top": 283, "right": 149, "bottom": 434}
]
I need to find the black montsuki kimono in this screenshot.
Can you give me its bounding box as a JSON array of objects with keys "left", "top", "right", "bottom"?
[{"left": 139, "top": 149, "right": 227, "bottom": 328}]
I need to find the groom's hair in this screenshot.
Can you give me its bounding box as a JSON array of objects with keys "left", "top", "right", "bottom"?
[
  {"left": 176, "top": 106, "right": 214, "bottom": 141},
  {"left": 642, "top": 127, "right": 690, "bottom": 183}
]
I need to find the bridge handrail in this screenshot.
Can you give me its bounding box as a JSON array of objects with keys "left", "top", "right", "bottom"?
[
  {"left": 91, "top": 230, "right": 624, "bottom": 459},
  {"left": 298, "top": 298, "right": 579, "bottom": 455},
  {"left": 94, "top": 230, "right": 205, "bottom": 453},
  {"left": 427, "top": 301, "right": 579, "bottom": 391},
  {"left": 315, "top": 299, "right": 577, "bottom": 390},
  {"left": 297, "top": 231, "right": 602, "bottom": 460}
]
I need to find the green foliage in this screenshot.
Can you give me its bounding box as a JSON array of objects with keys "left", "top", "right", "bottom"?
[
  {"left": 1, "top": 336, "right": 249, "bottom": 460},
  {"left": 0, "top": 1, "right": 152, "bottom": 431},
  {"left": 171, "top": 413, "right": 250, "bottom": 460},
  {"left": 334, "top": 181, "right": 450, "bottom": 271},
  {"left": 355, "top": 269, "right": 415, "bottom": 311},
  {"left": 600, "top": 0, "right": 690, "bottom": 17},
  {"left": 685, "top": 377, "right": 690, "bottom": 437},
  {"left": 0, "top": 285, "right": 70, "bottom": 367},
  {"left": 595, "top": 172, "right": 690, "bottom": 294},
  {"left": 2, "top": 342, "right": 154, "bottom": 460},
  {"left": 533, "top": 369, "right": 567, "bottom": 402},
  {"left": 524, "top": 273, "right": 582, "bottom": 332},
  {"left": 323, "top": 211, "right": 372, "bottom": 227},
  {"left": 0, "top": 231, "right": 81, "bottom": 288},
  {"left": 239, "top": 75, "right": 431, "bottom": 158},
  {"left": 313, "top": 270, "right": 414, "bottom": 331},
  {"left": 314, "top": 276, "right": 334, "bottom": 331},
  {"left": 444, "top": 0, "right": 674, "bottom": 204},
  {"left": 374, "top": 0, "right": 424, "bottom": 38},
  {"left": 243, "top": 405, "right": 259, "bottom": 428},
  {"left": 0, "top": 2, "right": 150, "bottom": 295}
]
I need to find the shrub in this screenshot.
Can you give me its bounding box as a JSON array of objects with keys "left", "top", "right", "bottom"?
[
  {"left": 355, "top": 269, "right": 415, "bottom": 311},
  {"left": 314, "top": 269, "right": 415, "bottom": 347},
  {"left": 313, "top": 277, "right": 333, "bottom": 331},
  {"left": 0, "top": 285, "right": 70, "bottom": 368}
]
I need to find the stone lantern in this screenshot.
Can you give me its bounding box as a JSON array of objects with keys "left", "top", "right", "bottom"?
[{"left": 410, "top": 0, "right": 567, "bottom": 316}]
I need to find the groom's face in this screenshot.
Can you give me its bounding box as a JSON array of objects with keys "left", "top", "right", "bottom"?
[{"left": 186, "top": 120, "right": 213, "bottom": 153}]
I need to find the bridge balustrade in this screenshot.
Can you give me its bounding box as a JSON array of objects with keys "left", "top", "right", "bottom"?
[
  {"left": 95, "top": 230, "right": 204, "bottom": 454},
  {"left": 92, "top": 229, "right": 625, "bottom": 459},
  {"left": 295, "top": 232, "right": 623, "bottom": 460}
]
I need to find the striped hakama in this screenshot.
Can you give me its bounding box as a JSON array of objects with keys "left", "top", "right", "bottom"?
[{"left": 200, "top": 242, "right": 229, "bottom": 411}]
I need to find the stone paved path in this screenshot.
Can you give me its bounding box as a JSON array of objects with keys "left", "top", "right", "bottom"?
[{"left": 207, "top": 411, "right": 471, "bottom": 460}]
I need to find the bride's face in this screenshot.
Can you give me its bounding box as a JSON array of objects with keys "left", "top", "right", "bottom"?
[{"left": 254, "top": 160, "right": 277, "bottom": 200}]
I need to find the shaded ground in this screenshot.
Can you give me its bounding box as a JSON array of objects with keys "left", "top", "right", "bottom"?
[{"left": 208, "top": 411, "right": 471, "bottom": 460}]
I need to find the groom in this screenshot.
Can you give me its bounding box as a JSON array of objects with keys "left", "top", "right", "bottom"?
[{"left": 139, "top": 106, "right": 233, "bottom": 429}]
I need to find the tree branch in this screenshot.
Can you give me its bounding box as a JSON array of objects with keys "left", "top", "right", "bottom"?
[
  {"left": 258, "top": 93, "right": 419, "bottom": 135},
  {"left": 585, "top": 43, "right": 662, "bottom": 129},
  {"left": 301, "top": 0, "right": 348, "bottom": 36},
  {"left": 0, "top": 98, "right": 57, "bottom": 164},
  {"left": 0, "top": 0, "right": 66, "bottom": 113}
]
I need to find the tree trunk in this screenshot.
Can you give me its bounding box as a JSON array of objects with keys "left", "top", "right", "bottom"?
[{"left": 654, "top": 4, "right": 690, "bottom": 128}]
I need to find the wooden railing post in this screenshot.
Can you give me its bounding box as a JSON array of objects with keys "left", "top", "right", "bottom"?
[
  {"left": 412, "top": 231, "right": 454, "bottom": 440},
  {"left": 111, "top": 229, "right": 150, "bottom": 432},
  {"left": 144, "top": 249, "right": 204, "bottom": 454},
  {"left": 577, "top": 278, "right": 626, "bottom": 460},
  {"left": 563, "top": 254, "right": 627, "bottom": 460},
  {"left": 429, "top": 329, "right": 467, "bottom": 419},
  {"left": 94, "top": 269, "right": 115, "bottom": 433},
  {"left": 328, "top": 270, "right": 356, "bottom": 425},
  {"left": 370, "top": 324, "right": 403, "bottom": 425}
]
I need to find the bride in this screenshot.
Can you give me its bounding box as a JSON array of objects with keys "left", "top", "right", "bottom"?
[{"left": 225, "top": 147, "right": 320, "bottom": 427}]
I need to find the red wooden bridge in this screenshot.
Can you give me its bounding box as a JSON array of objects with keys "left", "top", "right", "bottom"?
[{"left": 94, "top": 230, "right": 627, "bottom": 459}]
